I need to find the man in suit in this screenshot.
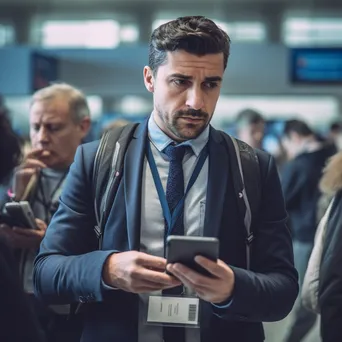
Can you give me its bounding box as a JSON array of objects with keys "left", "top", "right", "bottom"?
[
  {"left": 34, "top": 16, "right": 298, "bottom": 342},
  {"left": 236, "top": 108, "right": 265, "bottom": 150},
  {"left": 0, "top": 99, "right": 44, "bottom": 342},
  {"left": 1, "top": 83, "right": 91, "bottom": 342}
]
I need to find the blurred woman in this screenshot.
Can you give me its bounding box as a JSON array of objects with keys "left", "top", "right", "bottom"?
[{"left": 318, "top": 150, "right": 342, "bottom": 342}]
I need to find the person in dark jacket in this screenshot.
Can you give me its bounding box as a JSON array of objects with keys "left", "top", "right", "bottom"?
[
  {"left": 33, "top": 16, "right": 298, "bottom": 342},
  {"left": 318, "top": 150, "right": 342, "bottom": 342},
  {"left": 0, "top": 99, "right": 44, "bottom": 342},
  {"left": 235, "top": 108, "right": 265, "bottom": 150},
  {"left": 281, "top": 119, "right": 336, "bottom": 342}
]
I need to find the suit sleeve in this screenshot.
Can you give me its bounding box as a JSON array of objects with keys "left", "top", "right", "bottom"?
[
  {"left": 213, "top": 153, "right": 299, "bottom": 322},
  {"left": 33, "top": 143, "right": 116, "bottom": 304},
  {"left": 319, "top": 193, "right": 342, "bottom": 342}
]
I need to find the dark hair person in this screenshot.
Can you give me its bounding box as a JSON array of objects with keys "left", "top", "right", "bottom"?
[
  {"left": 0, "top": 97, "right": 44, "bottom": 342},
  {"left": 0, "top": 99, "right": 22, "bottom": 184},
  {"left": 149, "top": 16, "right": 230, "bottom": 74}
]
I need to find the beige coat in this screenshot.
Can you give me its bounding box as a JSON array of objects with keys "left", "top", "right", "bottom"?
[{"left": 302, "top": 151, "right": 342, "bottom": 313}]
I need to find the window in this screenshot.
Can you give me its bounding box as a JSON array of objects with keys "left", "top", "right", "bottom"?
[
  {"left": 216, "top": 21, "right": 266, "bottom": 42},
  {"left": 41, "top": 20, "right": 121, "bottom": 48},
  {"left": 283, "top": 18, "right": 342, "bottom": 46},
  {"left": 213, "top": 95, "right": 339, "bottom": 128},
  {"left": 0, "top": 24, "right": 14, "bottom": 46},
  {"left": 118, "top": 95, "right": 151, "bottom": 115},
  {"left": 152, "top": 19, "right": 266, "bottom": 43},
  {"left": 120, "top": 24, "right": 139, "bottom": 43}
]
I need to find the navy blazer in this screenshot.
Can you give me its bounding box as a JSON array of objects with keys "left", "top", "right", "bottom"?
[{"left": 34, "top": 120, "right": 298, "bottom": 342}]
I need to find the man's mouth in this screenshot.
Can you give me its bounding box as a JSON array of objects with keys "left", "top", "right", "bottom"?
[{"left": 180, "top": 116, "right": 204, "bottom": 122}]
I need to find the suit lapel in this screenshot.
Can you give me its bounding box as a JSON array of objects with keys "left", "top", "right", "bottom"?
[
  {"left": 124, "top": 119, "right": 148, "bottom": 250},
  {"left": 203, "top": 127, "right": 229, "bottom": 238}
]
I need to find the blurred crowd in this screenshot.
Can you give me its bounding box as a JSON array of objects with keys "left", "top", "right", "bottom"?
[{"left": 1, "top": 82, "right": 342, "bottom": 342}]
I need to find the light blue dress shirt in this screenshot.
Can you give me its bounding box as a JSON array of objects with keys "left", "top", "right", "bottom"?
[
  {"left": 103, "top": 116, "right": 231, "bottom": 341},
  {"left": 138, "top": 116, "right": 209, "bottom": 342}
]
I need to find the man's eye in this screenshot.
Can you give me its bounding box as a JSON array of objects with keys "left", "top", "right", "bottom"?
[
  {"left": 48, "top": 125, "right": 61, "bottom": 132},
  {"left": 32, "top": 125, "right": 40, "bottom": 132},
  {"left": 203, "top": 82, "right": 218, "bottom": 89},
  {"left": 172, "top": 79, "right": 188, "bottom": 86}
]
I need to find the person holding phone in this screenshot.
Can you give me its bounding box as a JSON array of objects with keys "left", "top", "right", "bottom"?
[
  {"left": 34, "top": 17, "right": 298, "bottom": 342},
  {"left": 0, "top": 97, "right": 44, "bottom": 342},
  {"left": 1, "top": 84, "right": 91, "bottom": 342}
]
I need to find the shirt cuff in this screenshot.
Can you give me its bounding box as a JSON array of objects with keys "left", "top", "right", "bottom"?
[
  {"left": 211, "top": 297, "right": 234, "bottom": 309},
  {"left": 101, "top": 279, "right": 119, "bottom": 291}
]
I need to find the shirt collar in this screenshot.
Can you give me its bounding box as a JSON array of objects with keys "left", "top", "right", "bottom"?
[{"left": 148, "top": 115, "right": 209, "bottom": 157}]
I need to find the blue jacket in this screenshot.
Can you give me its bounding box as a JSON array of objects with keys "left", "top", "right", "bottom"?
[
  {"left": 33, "top": 121, "right": 298, "bottom": 342},
  {"left": 281, "top": 142, "right": 336, "bottom": 242}
]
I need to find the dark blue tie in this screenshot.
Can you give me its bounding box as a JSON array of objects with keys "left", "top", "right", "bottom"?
[
  {"left": 163, "top": 144, "right": 187, "bottom": 237},
  {"left": 163, "top": 143, "right": 187, "bottom": 342}
]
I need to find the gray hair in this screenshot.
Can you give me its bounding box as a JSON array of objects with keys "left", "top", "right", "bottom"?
[{"left": 30, "top": 83, "right": 90, "bottom": 123}]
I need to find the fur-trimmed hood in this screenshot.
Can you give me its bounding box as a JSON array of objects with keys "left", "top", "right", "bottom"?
[{"left": 320, "top": 151, "right": 342, "bottom": 195}]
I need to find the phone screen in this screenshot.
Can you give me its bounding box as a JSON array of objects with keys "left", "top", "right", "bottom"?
[{"left": 166, "top": 236, "right": 219, "bottom": 277}]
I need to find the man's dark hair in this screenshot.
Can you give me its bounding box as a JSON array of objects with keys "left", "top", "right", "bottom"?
[
  {"left": 236, "top": 109, "right": 264, "bottom": 129},
  {"left": 283, "top": 119, "right": 313, "bottom": 138},
  {"left": 0, "top": 100, "right": 22, "bottom": 184},
  {"left": 149, "top": 16, "right": 231, "bottom": 74}
]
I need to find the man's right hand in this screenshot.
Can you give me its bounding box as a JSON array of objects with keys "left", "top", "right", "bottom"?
[
  {"left": 13, "top": 149, "right": 49, "bottom": 200},
  {"left": 102, "top": 251, "right": 181, "bottom": 293}
]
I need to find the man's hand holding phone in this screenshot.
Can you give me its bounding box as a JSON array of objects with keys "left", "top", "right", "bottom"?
[
  {"left": 102, "top": 251, "right": 181, "bottom": 293},
  {"left": 165, "top": 235, "right": 235, "bottom": 304},
  {"left": 167, "top": 256, "right": 235, "bottom": 304},
  {"left": 13, "top": 149, "right": 49, "bottom": 200}
]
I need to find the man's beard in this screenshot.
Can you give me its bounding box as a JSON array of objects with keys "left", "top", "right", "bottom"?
[{"left": 163, "top": 108, "right": 210, "bottom": 141}]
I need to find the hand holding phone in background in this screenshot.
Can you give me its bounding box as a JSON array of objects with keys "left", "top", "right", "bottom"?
[
  {"left": 0, "top": 218, "right": 47, "bottom": 250},
  {"left": 5, "top": 201, "right": 38, "bottom": 230},
  {"left": 1, "top": 201, "right": 47, "bottom": 249}
]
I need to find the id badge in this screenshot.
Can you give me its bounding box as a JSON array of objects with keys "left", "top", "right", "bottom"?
[{"left": 147, "top": 295, "right": 200, "bottom": 327}]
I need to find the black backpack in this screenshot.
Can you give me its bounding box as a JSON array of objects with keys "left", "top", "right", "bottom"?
[{"left": 92, "top": 122, "right": 261, "bottom": 270}]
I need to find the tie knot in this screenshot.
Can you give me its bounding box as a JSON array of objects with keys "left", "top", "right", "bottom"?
[{"left": 163, "top": 144, "right": 187, "bottom": 162}]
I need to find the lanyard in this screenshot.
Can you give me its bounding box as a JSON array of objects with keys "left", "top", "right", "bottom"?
[
  {"left": 146, "top": 141, "right": 209, "bottom": 238},
  {"left": 36, "top": 170, "right": 68, "bottom": 222}
]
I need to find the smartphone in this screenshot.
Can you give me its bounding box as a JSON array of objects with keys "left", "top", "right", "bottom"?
[
  {"left": 4, "top": 201, "right": 38, "bottom": 229},
  {"left": 166, "top": 235, "right": 219, "bottom": 277}
]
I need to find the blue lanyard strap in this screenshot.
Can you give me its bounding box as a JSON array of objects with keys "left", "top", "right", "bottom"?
[{"left": 146, "top": 141, "right": 209, "bottom": 237}]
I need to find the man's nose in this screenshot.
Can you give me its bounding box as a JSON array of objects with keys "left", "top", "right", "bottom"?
[
  {"left": 186, "top": 88, "right": 205, "bottom": 111},
  {"left": 37, "top": 126, "right": 49, "bottom": 143},
  {"left": 254, "top": 131, "right": 263, "bottom": 142}
]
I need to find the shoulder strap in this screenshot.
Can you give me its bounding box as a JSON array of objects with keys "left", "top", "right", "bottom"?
[
  {"left": 72, "top": 123, "right": 138, "bottom": 316},
  {"left": 221, "top": 132, "right": 261, "bottom": 270},
  {"left": 92, "top": 122, "right": 139, "bottom": 249}
]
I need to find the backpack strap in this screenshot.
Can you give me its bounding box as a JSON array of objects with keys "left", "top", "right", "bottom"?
[
  {"left": 221, "top": 132, "right": 261, "bottom": 270},
  {"left": 71, "top": 122, "right": 139, "bottom": 317},
  {"left": 92, "top": 122, "right": 139, "bottom": 249}
]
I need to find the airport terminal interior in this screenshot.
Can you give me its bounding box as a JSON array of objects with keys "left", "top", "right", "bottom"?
[{"left": 1, "top": 0, "right": 342, "bottom": 341}]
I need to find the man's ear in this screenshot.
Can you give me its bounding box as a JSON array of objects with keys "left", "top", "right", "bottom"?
[
  {"left": 79, "top": 116, "right": 91, "bottom": 138},
  {"left": 143, "top": 66, "right": 154, "bottom": 93}
]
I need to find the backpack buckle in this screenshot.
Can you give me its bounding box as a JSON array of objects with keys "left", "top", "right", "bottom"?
[
  {"left": 246, "top": 232, "right": 254, "bottom": 245},
  {"left": 94, "top": 225, "right": 102, "bottom": 239}
]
